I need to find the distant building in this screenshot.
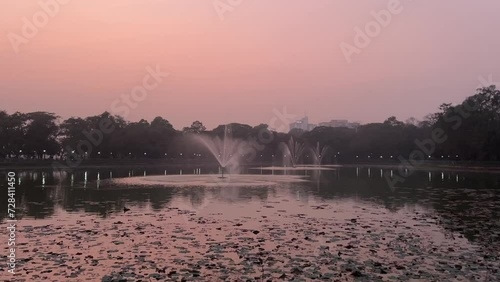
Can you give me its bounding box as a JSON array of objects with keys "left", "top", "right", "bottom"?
[
  {"left": 349, "top": 122, "right": 361, "bottom": 128},
  {"left": 290, "top": 117, "right": 359, "bottom": 132},
  {"left": 318, "top": 119, "right": 360, "bottom": 129},
  {"left": 308, "top": 123, "right": 317, "bottom": 131},
  {"left": 290, "top": 116, "right": 316, "bottom": 131},
  {"left": 289, "top": 116, "right": 308, "bottom": 131}
]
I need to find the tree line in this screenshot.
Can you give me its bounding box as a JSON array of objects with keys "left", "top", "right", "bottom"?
[{"left": 1, "top": 86, "right": 499, "bottom": 163}]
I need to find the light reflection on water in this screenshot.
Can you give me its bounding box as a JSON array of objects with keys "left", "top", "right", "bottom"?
[{"left": 1, "top": 166, "right": 499, "bottom": 247}]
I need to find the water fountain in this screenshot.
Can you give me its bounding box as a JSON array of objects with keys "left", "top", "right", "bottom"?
[
  {"left": 110, "top": 126, "right": 319, "bottom": 188},
  {"left": 255, "top": 139, "right": 335, "bottom": 172},
  {"left": 280, "top": 137, "right": 305, "bottom": 167},
  {"left": 309, "top": 142, "right": 330, "bottom": 166},
  {"left": 194, "top": 125, "right": 243, "bottom": 178}
]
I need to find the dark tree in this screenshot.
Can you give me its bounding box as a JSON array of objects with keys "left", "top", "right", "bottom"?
[{"left": 183, "top": 121, "right": 206, "bottom": 134}]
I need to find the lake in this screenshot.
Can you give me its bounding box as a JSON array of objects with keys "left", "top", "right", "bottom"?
[{"left": 1, "top": 166, "right": 499, "bottom": 281}]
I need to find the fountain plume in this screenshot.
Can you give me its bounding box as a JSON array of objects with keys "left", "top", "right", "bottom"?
[
  {"left": 280, "top": 137, "right": 305, "bottom": 167},
  {"left": 194, "top": 125, "right": 244, "bottom": 177},
  {"left": 310, "top": 142, "right": 330, "bottom": 166}
]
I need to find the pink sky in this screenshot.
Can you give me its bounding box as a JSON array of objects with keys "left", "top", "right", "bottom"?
[{"left": 1, "top": 0, "right": 499, "bottom": 130}]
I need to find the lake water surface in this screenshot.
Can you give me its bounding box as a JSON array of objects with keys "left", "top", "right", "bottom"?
[{"left": 1, "top": 166, "right": 499, "bottom": 281}]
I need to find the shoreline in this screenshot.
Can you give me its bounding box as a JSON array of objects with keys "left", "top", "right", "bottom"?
[
  {"left": 1, "top": 159, "right": 500, "bottom": 173},
  {"left": 339, "top": 163, "right": 500, "bottom": 174}
]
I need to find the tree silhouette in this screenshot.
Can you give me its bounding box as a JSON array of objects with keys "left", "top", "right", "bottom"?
[
  {"left": 183, "top": 121, "right": 206, "bottom": 134},
  {"left": 0, "top": 86, "right": 499, "bottom": 162}
]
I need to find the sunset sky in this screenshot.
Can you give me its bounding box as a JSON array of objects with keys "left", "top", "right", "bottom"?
[{"left": 1, "top": 0, "right": 499, "bottom": 130}]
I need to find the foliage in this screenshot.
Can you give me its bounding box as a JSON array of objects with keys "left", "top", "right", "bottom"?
[{"left": 1, "top": 86, "right": 499, "bottom": 162}]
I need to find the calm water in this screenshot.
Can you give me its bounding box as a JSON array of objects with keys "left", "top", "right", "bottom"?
[
  {"left": 2, "top": 167, "right": 499, "bottom": 229},
  {"left": 1, "top": 166, "right": 499, "bottom": 280}
]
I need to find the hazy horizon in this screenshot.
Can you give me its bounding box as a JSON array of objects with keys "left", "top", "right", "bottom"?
[{"left": 1, "top": 0, "right": 500, "bottom": 129}]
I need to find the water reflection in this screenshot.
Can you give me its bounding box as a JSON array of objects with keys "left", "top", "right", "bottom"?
[{"left": 0, "top": 166, "right": 499, "bottom": 252}]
